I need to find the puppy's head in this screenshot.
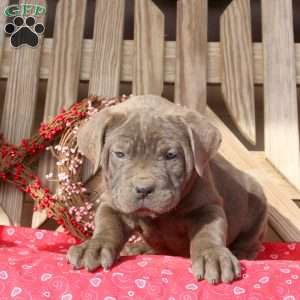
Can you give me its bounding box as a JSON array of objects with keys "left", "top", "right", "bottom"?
[{"left": 77, "top": 95, "right": 221, "bottom": 216}]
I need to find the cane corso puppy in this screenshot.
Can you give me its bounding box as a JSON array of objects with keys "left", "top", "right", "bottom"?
[{"left": 67, "top": 95, "right": 267, "bottom": 284}]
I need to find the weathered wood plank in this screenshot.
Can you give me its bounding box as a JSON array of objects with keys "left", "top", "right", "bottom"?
[
  {"left": 266, "top": 225, "right": 283, "bottom": 242},
  {"left": 262, "top": 0, "right": 300, "bottom": 189},
  {"left": 206, "top": 108, "right": 300, "bottom": 241},
  {"left": 88, "top": 0, "right": 125, "bottom": 96},
  {"left": 133, "top": 0, "right": 164, "bottom": 95},
  {"left": 2, "top": 39, "right": 300, "bottom": 85},
  {"left": 0, "top": 0, "right": 8, "bottom": 123},
  {"left": 0, "top": 205, "right": 12, "bottom": 226},
  {"left": 0, "top": 0, "right": 46, "bottom": 225},
  {"left": 220, "top": 0, "right": 256, "bottom": 144},
  {"left": 0, "top": 1, "right": 9, "bottom": 65},
  {"left": 43, "top": 0, "right": 87, "bottom": 109},
  {"left": 34, "top": 0, "right": 87, "bottom": 229},
  {"left": 175, "top": 0, "right": 208, "bottom": 113},
  {"left": 82, "top": 0, "right": 125, "bottom": 180}
]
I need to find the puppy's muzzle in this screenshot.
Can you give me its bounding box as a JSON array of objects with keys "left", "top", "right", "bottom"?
[{"left": 134, "top": 178, "right": 156, "bottom": 199}]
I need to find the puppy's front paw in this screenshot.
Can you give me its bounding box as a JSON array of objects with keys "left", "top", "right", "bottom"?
[
  {"left": 192, "top": 246, "right": 240, "bottom": 284},
  {"left": 67, "top": 238, "right": 118, "bottom": 272}
]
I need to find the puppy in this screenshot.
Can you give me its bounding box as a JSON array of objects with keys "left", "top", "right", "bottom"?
[{"left": 67, "top": 95, "right": 267, "bottom": 284}]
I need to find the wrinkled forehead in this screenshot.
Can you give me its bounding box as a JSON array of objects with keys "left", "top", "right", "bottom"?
[{"left": 105, "top": 113, "right": 188, "bottom": 148}]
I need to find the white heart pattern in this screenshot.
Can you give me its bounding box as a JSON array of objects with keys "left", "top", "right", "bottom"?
[
  {"left": 288, "top": 243, "right": 296, "bottom": 250},
  {"left": 185, "top": 283, "right": 198, "bottom": 290},
  {"left": 35, "top": 231, "right": 45, "bottom": 240},
  {"left": 137, "top": 261, "right": 148, "bottom": 267},
  {"left": 22, "top": 265, "right": 32, "bottom": 270},
  {"left": 10, "top": 287, "right": 22, "bottom": 297},
  {"left": 135, "top": 279, "right": 147, "bottom": 289},
  {"left": 41, "top": 273, "right": 53, "bottom": 281},
  {"left": 0, "top": 271, "right": 8, "bottom": 280},
  {"left": 284, "top": 296, "right": 296, "bottom": 300},
  {"left": 89, "top": 277, "right": 102, "bottom": 287},
  {"left": 67, "top": 238, "right": 76, "bottom": 244},
  {"left": 259, "top": 245, "right": 266, "bottom": 252},
  {"left": 6, "top": 228, "right": 15, "bottom": 236},
  {"left": 258, "top": 276, "right": 269, "bottom": 284},
  {"left": 270, "top": 254, "right": 279, "bottom": 260},
  {"left": 233, "top": 286, "right": 246, "bottom": 295},
  {"left": 61, "top": 293, "right": 73, "bottom": 300},
  {"left": 280, "top": 268, "right": 291, "bottom": 274},
  {"left": 161, "top": 269, "right": 173, "bottom": 275},
  {"left": 162, "top": 278, "right": 168, "bottom": 283},
  {"left": 142, "top": 257, "right": 152, "bottom": 261},
  {"left": 42, "top": 291, "right": 51, "bottom": 298}
]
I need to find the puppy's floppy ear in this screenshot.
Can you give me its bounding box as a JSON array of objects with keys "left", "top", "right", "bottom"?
[
  {"left": 77, "top": 108, "right": 125, "bottom": 174},
  {"left": 182, "top": 110, "right": 222, "bottom": 177}
]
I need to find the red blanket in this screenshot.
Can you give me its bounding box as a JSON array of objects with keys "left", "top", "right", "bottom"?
[{"left": 0, "top": 225, "right": 299, "bottom": 299}]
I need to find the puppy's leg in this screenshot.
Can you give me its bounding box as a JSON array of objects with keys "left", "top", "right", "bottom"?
[
  {"left": 67, "top": 203, "right": 131, "bottom": 271},
  {"left": 189, "top": 204, "right": 240, "bottom": 284},
  {"left": 231, "top": 193, "right": 267, "bottom": 259}
]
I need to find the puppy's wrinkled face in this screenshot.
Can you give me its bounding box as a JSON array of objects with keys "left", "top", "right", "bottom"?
[
  {"left": 77, "top": 95, "right": 222, "bottom": 217},
  {"left": 102, "top": 114, "right": 194, "bottom": 216}
]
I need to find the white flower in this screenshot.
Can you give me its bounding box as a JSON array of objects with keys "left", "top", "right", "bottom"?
[
  {"left": 45, "top": 172, "right": 53, "bottom": 179},
  {"left": 58, "top": 173, "right": 68, "bottom": 181}
]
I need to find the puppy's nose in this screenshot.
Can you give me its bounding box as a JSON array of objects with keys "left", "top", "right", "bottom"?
[{"left": 135, "top": 184, "right": 155, "bottom": 196}]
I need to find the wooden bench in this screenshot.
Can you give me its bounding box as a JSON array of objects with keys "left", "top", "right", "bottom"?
[{"left": 0, "top": 0, "right": 300, "bottom": 241}]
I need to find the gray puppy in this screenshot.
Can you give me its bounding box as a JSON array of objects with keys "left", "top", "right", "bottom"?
[{"left": 67, "top": 95, "right": 267, "bottom": 284}]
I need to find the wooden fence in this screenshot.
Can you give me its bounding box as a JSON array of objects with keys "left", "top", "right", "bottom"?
[{"left": 0, "top": 0, "right": 300, "bottom": 241}]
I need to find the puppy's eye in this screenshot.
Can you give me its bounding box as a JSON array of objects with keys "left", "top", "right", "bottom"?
[
  {"left": 113, "top": 151, "right": 125, "bottom": 159},
  {"left": 165, "top": 151, "right": 177, "bottom": 160}
]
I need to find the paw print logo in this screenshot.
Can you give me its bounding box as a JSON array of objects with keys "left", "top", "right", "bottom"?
[{"left": 4, "top": 16, "right": 44, "bottom": 48}]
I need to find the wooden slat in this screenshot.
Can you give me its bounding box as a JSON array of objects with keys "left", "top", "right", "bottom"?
[
  {"left": 220, "top": 0, "right": 256, "bottom": 144},
  {"left": 133, "top": 0, "right": 164, "bottom": 95},
  {"left": 266, "top": 225, "right": 283, "bottom": 242},
  {"left": 43, "top": 0, "right": 87, "bottom": 109},
  {"left": 175, "top": 0, "right": 208, "bottom": 113},
  {"left": 0, "top": 0, "right": 46, "bottom": 225},
  {"left": 82, "top": 0, "right": 125, "bottom": 180},
  {"left": 206, "top": 108, "right": 300, "bottom": 241},
  {"left": 0, "top": 205, "right": 12, "bottom": 226},
  {"left": 0, "top": 1, "right": 8, "bottom": 64},
  {"left": 33, "top": 0, "right": 87, "bottom": 229},
  {"left": 0, "top": 1, "right": 8, "bottom": 120},
  {"left": 1, "top": 39, "right": 300, "bottom": 85},
  {"left": 262, "top": 0, "right": 300, "bottom": 190},
  {"left": 88, "top": 0, "right": 125, "bottom": 96}
]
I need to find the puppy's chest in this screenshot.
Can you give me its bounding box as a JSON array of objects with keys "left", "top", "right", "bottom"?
[{"left": 137, "top": 217, "right": 190, "bottom": 256}]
